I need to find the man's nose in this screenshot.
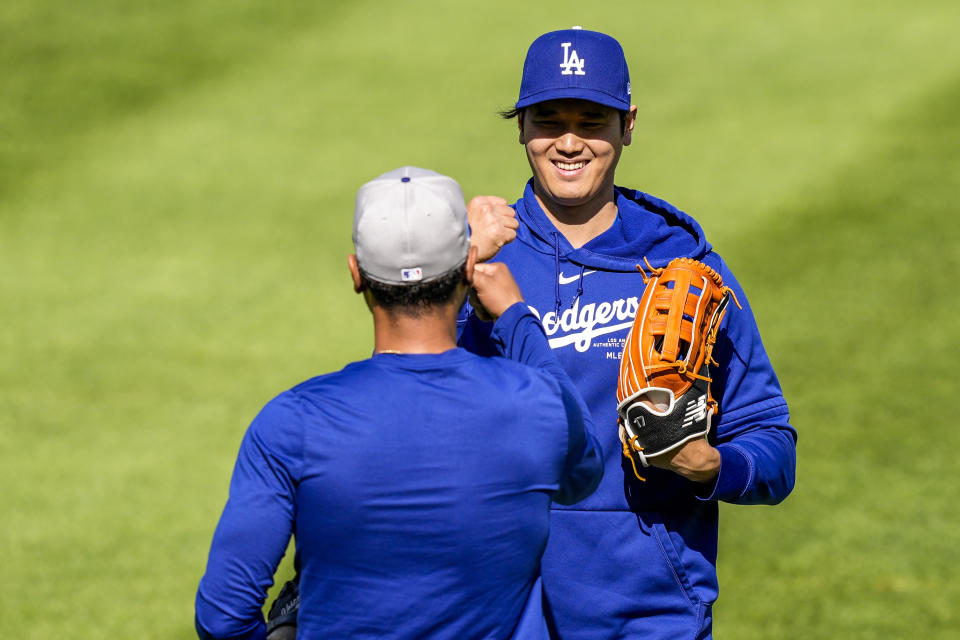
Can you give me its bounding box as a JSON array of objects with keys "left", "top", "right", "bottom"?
[{"left": 555, "top": 132, "right": 584, "bottom": 155}]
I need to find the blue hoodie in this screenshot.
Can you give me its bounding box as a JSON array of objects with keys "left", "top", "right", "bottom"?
[{"left": 459, "top": 181, "right": 797, "bottom": 639}]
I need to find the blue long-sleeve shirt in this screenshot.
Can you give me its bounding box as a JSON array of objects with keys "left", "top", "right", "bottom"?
[
  {"left": 459, "top": 182, "right": 797, "bottom": 639},
  {"left": 195, "top": 303, "right": 603, "bottom": 639}
]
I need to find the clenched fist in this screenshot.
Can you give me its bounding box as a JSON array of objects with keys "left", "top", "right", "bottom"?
[
  {"left": 467, "top": 196, "right": 519, "bottom": 262},
  {"left": 469, "top": 262, "right": 524, "bottom": 321}
]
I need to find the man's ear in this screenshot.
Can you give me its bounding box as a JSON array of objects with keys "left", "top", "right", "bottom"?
[
  {"left": 464, "top": 245, "right": 478, "bottom": 286},
  {"left": 623, "top": 105, "right": 638, "bottom": 146},
  {"left": 347, "top": 254, "right": 364, "bottom": 293},
  {"left": 517, "top": 111, "right": 525, "bottom": 145}
]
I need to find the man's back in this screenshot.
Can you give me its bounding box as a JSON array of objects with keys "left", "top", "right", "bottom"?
[
  {"left": 199, "top": 345, "right": 591, "bottom": 639},
  {"left": 197, "top": 167, "right": 602, "bottom": 640}
]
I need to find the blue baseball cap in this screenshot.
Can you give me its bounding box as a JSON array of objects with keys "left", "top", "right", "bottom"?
[{"left": 516, "top": 27, "right": 631, "bottom": 111}]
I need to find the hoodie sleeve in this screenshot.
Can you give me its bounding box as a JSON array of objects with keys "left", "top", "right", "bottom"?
[
  {"left": 456, "top": 301, "right": 500, "bottom": 356},
  {"left": 488, "top": 302, "right": 604, "bottom": 505},
  {"left": 195, "top": 392, "right": 304, "bottom": 640},
  {"left": 700, "top": 257, "right": 797, "bottom": 505}
]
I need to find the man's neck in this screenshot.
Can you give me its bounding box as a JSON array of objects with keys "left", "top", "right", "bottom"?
[
  {"left": 370, "top": 304, "right": 459, "bottom": 355},
  {"left": 533, "top": 188, "right": 618, "bottom": 249}
]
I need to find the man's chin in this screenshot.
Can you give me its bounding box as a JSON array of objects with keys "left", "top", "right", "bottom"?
[{"left": 539, "top": 186, "right": 598, "bottom": 210}]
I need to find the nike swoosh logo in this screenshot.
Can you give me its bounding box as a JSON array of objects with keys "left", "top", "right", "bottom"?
[{"left": 558, "top": 270, "right": 597, "bottom": 285}]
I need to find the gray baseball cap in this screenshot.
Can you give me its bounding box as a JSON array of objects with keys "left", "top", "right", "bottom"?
[{"left": 353, "top": 166, "right": 470, "bottom": 285}]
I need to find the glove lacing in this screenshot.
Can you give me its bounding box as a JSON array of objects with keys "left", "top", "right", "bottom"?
[{"left": 635, "top": 257, "right": 742, "bottom": 381}]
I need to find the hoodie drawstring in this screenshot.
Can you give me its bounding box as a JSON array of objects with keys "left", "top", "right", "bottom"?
[
  {"left": 553, "top": 232, "right": 562, "bottom": 315},
  {"left": 553, "top": 232, "right": 587, "bottom": 312},
  {"left": 574, "top": 264, "right": 586, "bottom": 305}
]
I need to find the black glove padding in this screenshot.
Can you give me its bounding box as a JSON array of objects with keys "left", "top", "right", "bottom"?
[
  {"left": 266, "top": 578, "right": 299, "bottom": 640},
  {"left": 619, "top": 368, "right": 712, "bottom": 468}
]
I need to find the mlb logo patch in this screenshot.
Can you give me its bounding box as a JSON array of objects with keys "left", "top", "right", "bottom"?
[{"left": 401, "top": 267, "right": 423, "bottom": 282}]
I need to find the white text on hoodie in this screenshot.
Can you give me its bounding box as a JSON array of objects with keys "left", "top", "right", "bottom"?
[{"left": 528, "top": 296, "right": 638, "bottom": 352}]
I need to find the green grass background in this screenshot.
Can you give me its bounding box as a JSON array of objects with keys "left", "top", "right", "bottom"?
[{"left": 2, "top": 1, "right": 958, "bottom": 637}]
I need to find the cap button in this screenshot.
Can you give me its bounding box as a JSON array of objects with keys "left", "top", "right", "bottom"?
[{"left": 401, "top": 177, "right": 411, "bottom": 182}]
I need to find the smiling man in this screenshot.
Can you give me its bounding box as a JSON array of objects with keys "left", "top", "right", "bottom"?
[
  {"left": 512, "top": 98, "right": 631, "bottom": 246},
  {"left": 460, "top": 28, "right": 798, "bottom": 639}
]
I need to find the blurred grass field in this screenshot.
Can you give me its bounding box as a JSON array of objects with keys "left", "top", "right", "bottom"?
[{"left": 2, "top": 1, "right": 958, "bottom": 637}]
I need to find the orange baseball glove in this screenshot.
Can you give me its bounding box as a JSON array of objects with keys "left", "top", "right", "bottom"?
[{"left": 617, "top": 258, "right": 738, "bottom": 480}]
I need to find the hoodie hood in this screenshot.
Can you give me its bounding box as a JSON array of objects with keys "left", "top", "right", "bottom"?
[{"left": 513, "top": 179, "right": 711, "bottom": 272}]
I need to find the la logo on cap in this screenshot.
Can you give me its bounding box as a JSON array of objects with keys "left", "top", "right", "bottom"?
[{"left": 560, "top": 42, "right": 585, "bottom": 76}]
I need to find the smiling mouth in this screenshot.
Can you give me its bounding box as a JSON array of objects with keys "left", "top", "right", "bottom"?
[{"left": 553, "top": 160, "right": 588, "bottom": 171}]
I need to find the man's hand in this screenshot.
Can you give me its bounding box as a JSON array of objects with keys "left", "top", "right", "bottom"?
[
  {"left": 468, "top": 196, "right": 519, "bottom": 262},
  {"left": 646, "top": 438, "right": 721, "bottom": 484},
  {"left": 470, "top": 262, "right": 524, "bottom": 321}
]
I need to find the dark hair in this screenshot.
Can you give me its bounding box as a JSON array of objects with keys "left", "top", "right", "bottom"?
[
  {"left": 361, "top": 264, "right": 467, "bottom": 315},
  {"left": 498, "top": 106, "right": 629, "bottom": 133}
]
